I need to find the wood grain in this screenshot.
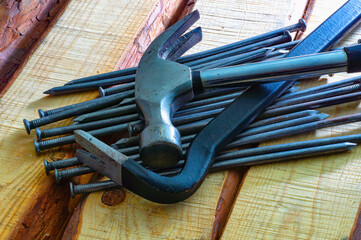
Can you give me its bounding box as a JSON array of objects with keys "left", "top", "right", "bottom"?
[
  {"left": 211, "top": 168, "right": 248, "bottom": 240},
  {"left": 222, "top": 1, "right": 361, "bottom": 239},
  {"left": 0, "top": 0, "right": 183, "bottom": 239},
  {"left": 69, "top": 1, "right": 307, "bottom": 239},
  {"left": 349, "top": 202, "right": 361, "bottom": 240},
  {"left": 211, "top": 2, "right": 313, "bottom": 238},
  {"left": 0, "top": 0, "right": 71, "bottom": 95},
  {"left": 115, "top": 0, "right": 196, "bottom": 70}
]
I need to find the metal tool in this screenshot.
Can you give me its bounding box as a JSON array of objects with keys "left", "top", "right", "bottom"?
[
  {"left": 62, "top": 19, "right": 305, "bottom": 87},
  {"left": 278, "top": 75, "right": 361, "bottom": 101},
  {"left": 72, "top": 1, "right": 361, "bottom": 204},
  {"left": 23, "top": 90, "right": 134, "bottom": 134},
  {"left": 70, "top": 141, "right": 355, "bottom": 196},
  {"left": 44, "top": 31, "right": 290, "bottom": 95},
  {"left": 56, "top": 141, "right": 354, "bottom": 183},
  {"left": 33, "top": 79, "right": 361, "bottom": 152},
  {"left": 43, "top": 112, "right": 317, "bottom": 176},
  {"left": 112, "top": 110, "right": 319, "bottom": 148},
  {"left": 135, "top": 9, "right": 361, "bottom": 168},
  {"left": 47, "top": 130, "right": 361, "bottom": 176},
  {"left": 44, "top": 110, "right": 359, "bottom": 182}
]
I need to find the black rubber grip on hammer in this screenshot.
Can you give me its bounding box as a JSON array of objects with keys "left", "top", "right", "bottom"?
[
  {"left": 192, "top": 70, "right": 203, "bottom": 94},
  {"left": 345, "top": 45, "right": 361, "bottom": 73}
]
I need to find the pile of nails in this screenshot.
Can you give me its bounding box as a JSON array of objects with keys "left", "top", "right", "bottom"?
[{"left": 24, "top": 20, "right": 361, "bottom": 197}]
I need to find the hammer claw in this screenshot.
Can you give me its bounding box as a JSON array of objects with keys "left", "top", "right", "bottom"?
[
  {"left": 166, "top": 27, "right": 202, "bottom": 61},
  {"left": 157, "top": 10, "right": 200, "bottom": 59}
]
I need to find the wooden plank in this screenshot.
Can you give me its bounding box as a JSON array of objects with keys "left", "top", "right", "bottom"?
[
  {"left": 0, "top": 0, "right": 189, "bottom": 239},
  {"left": 0, "top": 0, "right": 71, "bottom": 95},
  {"left": 222, "top": 1, "right": 361, "bottom": 239},
  {"left": 212, "top": 2, "right": 312, "bottom": 238},
  {"left": 66, "top": 1, "right": 307, "bottom": 239}
]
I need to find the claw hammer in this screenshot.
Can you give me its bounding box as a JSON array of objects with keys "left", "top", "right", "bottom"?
[
  {"left": 75, "top": 0, "right": 361, "bottom": 204},
  {"left": 135, "top": 7, "right": 361, "bottom": 169}
]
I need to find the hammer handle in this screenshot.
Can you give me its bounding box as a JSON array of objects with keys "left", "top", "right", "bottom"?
[{"left": 195, "top": 45, "right": 361, "bottom": 89}]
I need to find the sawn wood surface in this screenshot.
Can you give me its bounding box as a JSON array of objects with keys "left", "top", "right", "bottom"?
[{"left": 2, "top": 0, "right": 361, "bottom": 239}]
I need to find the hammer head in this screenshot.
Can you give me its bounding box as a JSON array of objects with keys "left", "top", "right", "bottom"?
[{"left": 135, "top": 11, "right": 201, "bottom": 169}]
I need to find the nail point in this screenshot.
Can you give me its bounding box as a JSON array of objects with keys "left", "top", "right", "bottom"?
[
  {"left": 43, "top": 89, "right": 53, "bottom": 94},
  {"left": 308, "top": 110, "right": 320, "bottom": 115},
  {"left": 345, "top": 142, "right": 357, "bottom": 150},
  {"left": 319, "top": 113, "right": 330, "bottom": 119},
  {"left": 110, "top": 144, "right": 118, "bottom": 149}
]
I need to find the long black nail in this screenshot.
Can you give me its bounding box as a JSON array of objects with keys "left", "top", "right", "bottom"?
[{"left": 24, "top": 91, "right": 133, "bottom": 134}]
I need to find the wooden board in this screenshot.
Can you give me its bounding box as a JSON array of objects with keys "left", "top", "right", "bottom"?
[
  {"left": 64, "top": 1, "right": 307, "bottom": 239},
  {"left": 0, "top": 0, "right": 186, "bottom": 239},
  {"left": 222, "top": 1, "right": 361, "bottom": 239},
  {"left": 11, "top": 0, "right": 361, "bottom": 239}
]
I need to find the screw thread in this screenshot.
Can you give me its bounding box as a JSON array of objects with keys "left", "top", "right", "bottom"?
[
  {"left": 28, "top": 92, "right": 132, "bottom": 132},
  {"left": 30, "top": 118, "right": 42, "bottom": 128},
  {"left": 56, "top": 166, "right": 94, "bottom": 182},
  {"left": 42, "top": 126, "right": 73, "bottom": 138},
  {"left": 342, "top": 83, "right": 361, "bottom": 91},
  {"left": 36, "top": 135, "right": 75, "bottom": 151},
  {"left": 44, "top": 92, "right": 129, "bottom": 116},
  {"left": 73, "top": 181, "right": 119, "bottom": 195},
  {"left": 49, "top": 157, "right": 81, "bottom": 170},
  {"left": 44, "top": 108, "right": 66, "bottom": 116},
  {"left": 40, "top": 129, "right": 52, "bottom": 139},
  {"left": 31, "top": 116, "right": 56, "bottom": 129}
]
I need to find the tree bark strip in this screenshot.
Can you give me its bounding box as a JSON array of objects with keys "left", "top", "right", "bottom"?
[
  {"left": 0, "top": 0, "right": 72, "bottom": 96},
  {"left": 295, "top": 0, "right": 317, "bottom": 39},
  {"left": 3, "top": 1, "right": 194, "bottom": 239}
]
